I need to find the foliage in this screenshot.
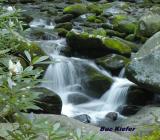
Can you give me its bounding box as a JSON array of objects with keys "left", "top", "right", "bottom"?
[{"left": 130, "top": 113, "right": 160, "bottom": 140}]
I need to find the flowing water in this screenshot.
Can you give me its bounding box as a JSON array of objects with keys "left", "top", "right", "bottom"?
[
  {"left": 40, "top": 38, "right": 134, "bottom": 123},
  {"left": 31, "top": 17, "right": 134, "bottom": 123}
]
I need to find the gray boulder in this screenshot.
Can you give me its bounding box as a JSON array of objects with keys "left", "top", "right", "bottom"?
[{"left": 126, "top": 31, "right": 160, "bottom": 94}]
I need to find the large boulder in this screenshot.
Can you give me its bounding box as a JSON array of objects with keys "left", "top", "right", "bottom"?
[
  {"left": 126, "top": 31, "right": 160, "bottom": 94},
  {"left": 66, "top": 31, "right": 138, "bottom": 57}
]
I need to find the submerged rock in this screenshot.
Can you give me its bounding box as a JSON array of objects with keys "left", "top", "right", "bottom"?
[{"left": 126, "top": 31, "right": 160, "bottom": 94}]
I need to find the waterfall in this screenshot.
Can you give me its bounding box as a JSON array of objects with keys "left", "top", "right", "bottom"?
[{"left": 40, "top": 38, "right": 133, "bottom": 123}]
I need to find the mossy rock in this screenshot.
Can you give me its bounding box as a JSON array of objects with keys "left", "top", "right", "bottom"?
[
  {"left": 102, "top": 37, "right": 132, "bottom": 55},
  {"left": 87, "top": 15, "right": 104, "bottom": 23},
  {"left": 55, "top": 28, "right": 68, "bottom": 37},
  {"left": 137, "top": 14, "right": 160, "bottom": 37},
  {"left": 63, "top": 4, "right": 88, "bottom": 16},
  {"left": 84, "top": 64, "right": 113, "bottom": 98},
  {"left": 111, "top": 15, "right": 138, "bottom": 34},
  {"left": 117, "top": 20, "right": 137, "bottom": 34},
  {"left": 55, "top": 22, "right": 72, "bottom": 31},
  {"left": 87, "top": 4, "right": 103, "bottom": 15},
  {"left": 106, "top": 29, "right": 126, "bottom": 38},
  {"left": 55, "top": 14, "right": 74, "bottom": 23},
  {"left": 66, "top": 31, "right": 135, "bottom": 57}
]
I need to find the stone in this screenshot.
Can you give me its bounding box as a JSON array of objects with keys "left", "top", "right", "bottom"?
[{"left": 105, "top": 112, "right": 118, "bottom": 121}]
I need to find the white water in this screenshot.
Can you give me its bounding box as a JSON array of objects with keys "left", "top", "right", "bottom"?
[
  {"left": 29, "top": 18, "right": 55, "bottom": 29},
  {"left": 40, "top": 38, "right": 134, "bottom": 123}
]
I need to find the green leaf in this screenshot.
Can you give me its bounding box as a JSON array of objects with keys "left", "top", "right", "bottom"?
[
  {"left": 0, "top": 49, "right": 10, "bottom": 55},
  {"left": 24, "top": 50, "right": 31, "bottom": 62},
  {"left": 53, "top": 123, "right": 60, "bottom": 131},
  {"left": 76, "top": 128, "right": 81, "bottom": 139},
  {"left": 32, "top": 56, "right": 49, "bottom": 65}
]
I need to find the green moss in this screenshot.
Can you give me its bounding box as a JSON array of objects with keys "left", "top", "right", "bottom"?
[
  {"left": 103, "top": 37, "right": 131, "bottom": 55},
  {"left": 118, "top": 21, "right": 137, "bottom": 34},
  {"left": 111, "top": 15, "right": 127, "bottom": 25},
  {"left": 87, "top": 4, "right": 103, "bottom": 15},
  {"left": 92, "top": 28, "right": 106, "bottom": 37},
  {"left": 87, "top": 15, "right": 104, "bottom": 23},
  {"left": 63, "top": 4, "right": 88, "bottom": 16}
]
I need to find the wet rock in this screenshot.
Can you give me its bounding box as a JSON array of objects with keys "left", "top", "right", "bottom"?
[
  {"left": 105, "top": 112, "right": 118, "bottom": 121},
  {"left": 126, "top": 31, "right": 160, "bottom": 94},
  {"left": 118, "top": 105, "right": 141, "bottom": 116},
  {"left": 73, "top": 114, "right": 91, "bottom": 123},
  {"left": 29, "top": 87, "right": 62, "bottom": 114},
  {"left": 68, "top": 94, "right": 91, "bottom": 105},
  {"left": 63, "top": 4, "right": 88, "bottom": 17},
  {"left": 96, "top": 54, "right": 129, "bottom": 75},
  {"left": 127, "top": 85, "right": 154, "bottom": 106},
  {"left": 137, "top": 14, "right": 160, "bottom": 37}
]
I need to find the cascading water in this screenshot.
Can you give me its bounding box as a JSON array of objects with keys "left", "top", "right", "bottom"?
[{"left": 40, "top": 38, "right": 134, "bottom": 124}]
